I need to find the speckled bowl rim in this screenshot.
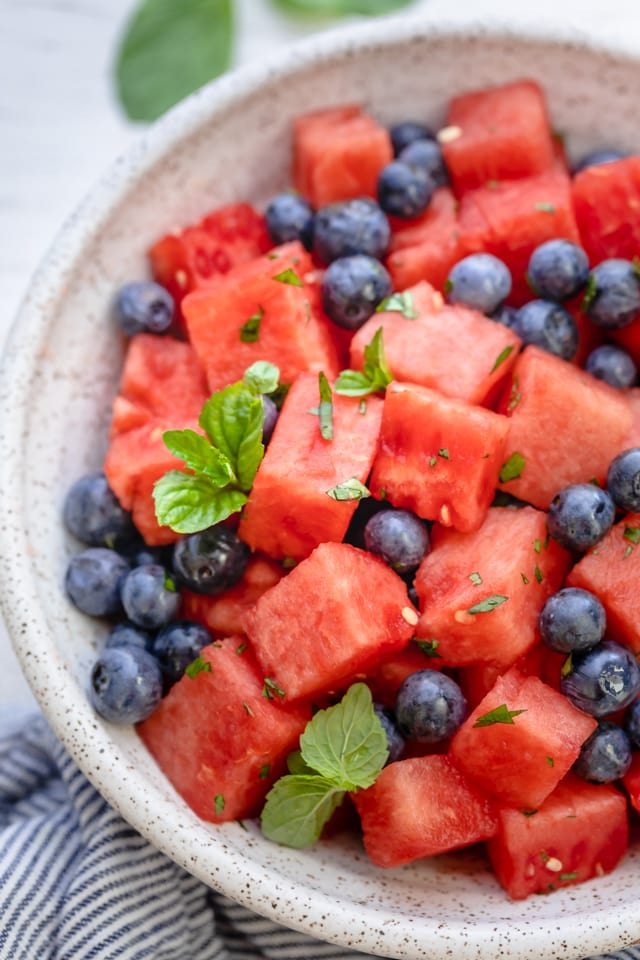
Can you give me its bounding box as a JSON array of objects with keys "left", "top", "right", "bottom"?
[{"left": 2, "top": 13, "right": 640, "bottom": 960}]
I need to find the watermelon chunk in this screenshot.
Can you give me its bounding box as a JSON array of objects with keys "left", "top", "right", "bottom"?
[
  {"left": 458, "top": 169, "right": 580, "bottom": 304},
  {"left": 239, "top": 372, "right": 383, "bottom": 561},
  {"left": 349, "top": 281, "right": 520, "bottom": 406},
  {"left": 137, "top": 638, "right": 312, "bottom": 822},
  {"left": 441, "top": 79, "right": 556, "bottom": 195},
  {"left": 450, "top": 668, "right": 597, "bottom": 809},
  {"left": 497, "top": 346, "right": 633, "bottom": 508},
  {"left": 353, "top": 755, "right": 498, "bottom": 868},
  {"left": 385, "top": 187, "right": 466, "bottom": 292},
  {"left": 566, "top": 512, "right": 640, "bottom": 654},
  {"left": 367, "top": 641, "right": 444, "bottom": 708},
  {"left": 572, "top": 156, "right": 640, "bottom": 264},
  {"left": 183, "top": 242, "right": 340, "bottom": 393},
  {"left": 370, "top": 381, "right": 510, "bottom": 532},
  {"left": 243, "top": 542, "right": 416, "bottom": 702},
  {"left": 414, "top": 506, "right": 570, "bottom": 668},
  {"left": 622, "top": 750, "right": 640, "bottom": 813},
  {"left": 293, "top": 105, "right": 393, "bottom": 208},
  {"left": 488, "top": 774, "right": 628, "bottom": 899}
]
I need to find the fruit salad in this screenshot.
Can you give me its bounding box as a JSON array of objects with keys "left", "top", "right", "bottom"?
[{"left": 63, "top": 77, "right": 640, "bottom": 901}]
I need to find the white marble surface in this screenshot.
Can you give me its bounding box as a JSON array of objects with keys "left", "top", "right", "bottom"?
[{"left": 1, "top": 0, "right": 639, "bottom": 711}]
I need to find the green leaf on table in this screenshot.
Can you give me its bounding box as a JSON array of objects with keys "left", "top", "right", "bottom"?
[
  {"left": 115, "top": 0, "right": 233, "bottom": 122},
  {"left": 261, "top": 775, "right": 345, "bottom": 848},
  {"left": 270, "top": 0, "right": 416, "bottom": 16},
  {"left": 153, "top": 471, "right": 247, "bottom": 533},
  {"left": 199, "top": 382, "right": 264, "bottom": 490},
  {"left": 162, "top": 429, "right": 236, "bottom": 485}
]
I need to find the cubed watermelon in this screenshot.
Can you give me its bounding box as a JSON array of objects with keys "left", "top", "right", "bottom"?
[
  {"left": 385, "top": 187, "right": 466, "bottom": 291},
  {"left": 622, "top": 750, "right": 640, "bottom": 813},
  {"left": 239, "top": 372, "right": 383, "bottom": 561},
  {"left": 370, "top": 382, "right": 510, "bottom": 532},
  {"left": 497, "top": 346, "right": 633, "bottom": 508},
  {"left": 450, "top": 668, "right": 597, "bottom": 809},
  {"left": 488, "top": 774, "right": 628, "bottom": 899},
  {"left": 137, "top": 638, "right": 312, "bottom": 822},
  {"left": 183, "top": 242, "right": 340, "bottom": 393},
  {"left": 353, "top": 754, "right": 498, "bottom": 868},
  {"left": 572, "top": 155, "right": 640, "bottom": 264},
  {"left": 414, "top": 506, "right": 570, "bottom": 668},
  {"left": 293, "top": 105, "right": 393, "bottom": 208},
  {"left": 566, "top": 512, "right": 640, "bottom": 654},
  {"left": 349, "top": 281, "right": 520, "bottom": 406},
  {"left": 243, "top": 542, "right": 416, "bottom": 702},
  {"left": 441, "top": 80, "right": 556, "bottom": 195}
]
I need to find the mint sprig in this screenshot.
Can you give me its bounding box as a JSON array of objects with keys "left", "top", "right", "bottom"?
[
  {"left": 334, "top": 327, "right": 393, "bottom": 397},
  {"left": 154, "top": 363, "right": 282, "bottom": 533},
  {"left": 261, "top": 683, "right": 387, "bottom": 848}
]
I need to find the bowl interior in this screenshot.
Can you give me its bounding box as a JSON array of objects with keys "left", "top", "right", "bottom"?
[{"left": 2, "top": 19, "right": 640, "bottom": 960}]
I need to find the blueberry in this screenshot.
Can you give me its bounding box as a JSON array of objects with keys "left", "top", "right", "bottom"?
[
  {"left": 573, "top": 148, "right": 626, "bottom": 173},
  {"left": 389, "top": 121, "right": 434, "bottom": 156},
  {"left": 172, "top": 525, "right": 249, "bottom": 595},
  {"left": 65, "top": 547, "right": 130, "bottom": 618},
  {"left": 364, "top": 508, "right": 430, "bottom": 575},
  {"left": 114, "top": 281, "right": 174, "bottom": 336},
  {"left": 321, "top": 254, "right": 392, "bottom": 330},
  {"left": 490, "top": 303, "right": 518, "bottom": 329},
  {"left": 120, "top": 540, "right": 174, "bottom": 569},
  {"left": 153, "top": 619, "right": 212, "bottom": 687},
  {"left": 120, "top": 564, "right": 180, "bottom": 629},
  {"left": 398, "top": 139, "right": 448, "bottom": 188},
  {"left": 607, "top": 447, "right": 640, "bottom": 512},
  {"left": 584, "top": 259, "right": 640, "bottom": 329},
  {"left": 623, "top": 698, "right": 640, "bottom": 748},
  {"left": 446, "top": 254, "right": 512, "bottom": 315},
  {"left": 377, "top": 161, "right": 435, "bottom": 219},
  {"left": 394, "top": 670, "right": 467, "bottom": 743},
  {"left": 314, "top": 198, "right": 390, "bottom": 265},
  {"left": 572, "top": 721, "right": 632, "bottom": 782},
  {"left": 261, "top": 394, "right": 279, "bottom": 445},
  {"left": 539, "top": 587, "right": 606, "bottom": 654},
  {"left": 63, "top": 473, "right": 136, "bottom": 548},
  {"left": 527, "top": 239, "right": 590, "bottom": 302},
  {"left": 547, "top": 483, "right": 615, "bottom": 553},
  {"left": 89, "top": 646, "right": 163, "bottom": 724},
  {"left": 373, "top": 703, "right": 405, "bottom": 763},
  {"left": 265, "top": 191, "right": 314, "bottom": 250},
  {"left": 105, "top": 621, "right": 154, "bottom": 653},
  {"left": 585, "top": 344, "right": 637, "bottom": 389},
  {"left": 560, "top": 639, "right": 640, "bottom": 718},
  {"left": 511, "top": 300, "right": 578, "bottom": 361}
]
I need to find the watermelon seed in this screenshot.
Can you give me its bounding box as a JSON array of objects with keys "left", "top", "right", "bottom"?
[
  {"left": 545, "top": 857, "right": 563, "bottom": 872},
  {"left": 401, "top": 606, "right": 419, "bottom": 626},
  {"left": 437, "top": 125, "right": 462, "bottom": 144}
]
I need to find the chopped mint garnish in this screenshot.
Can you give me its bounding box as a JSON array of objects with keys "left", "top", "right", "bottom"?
[
  {"left": 273, "top": 266, "right": 304, "bottom": 287},
  {"left": 214, "top": 794, "right": 225, "bottom": 816},
  {"left": 534, "top": 564, "right": 544, "bottom": 584},
  {"left": 469, "top": 572, "right": 483, "bottom": 586},
  {"left": 259, "top": 764, "right": 270, "bottom": 779},
  {"left": 236, "top": 642, "right": 247, "bottom": 655},
  {"left": 243, "top": 360, "right": 280, "bottom": 396},
  {"left": 534, "top": 538, "right": 541, "bottom": 554},
  {"left": 624, "top": 525, "right": 640, "bottom": 544},
  {"left": 377, "top": 290, "right": 419, "bottom": 319},
  {"left": 521, "top": 572, "right": 530, "bottom": 585},
  {"left": 438, "top": 448, "right": 450, "bottom": 460},
  {"left": 239, "top": 305, "right": 264, "bottom": 343},
  {"left": 185, "top": 655, "right": 212, "bottom": 679},
  {"left": 491, "top": 344, "right": 514, "bottom": 373},
  {"left": 546, "top": 756, "right": 555, "bottom": 767},
  {"left": 467, "top": 595, "right": 509, "bottom": 615},
  {"left": 318, "top": 371, "right": 333, "bottom": 441},
  {"left": 473, "top": 704, "right": 527, "bottom": 727},
  {"left": 414, "top": 639, "right": 441, "bottom": 659},
  {"left": 334, "top": 327, "right": 393, "bottom": 397},
  {"left": 263, "top": 677, "right": 286, "bottom": 700},
  {"left": 582, "top": 273, "right": 597, "bottom": 311},
  {"left": 325, "top": 478, "right": 371, "bottom": 501},
  {"left": 535, "top": 202, "right": 555, "bottom": 214},
  {"left": 507, "top": 375, "right": 522, "bottom": 412},
  {"left": 429, "top": 456, "right": 437, "bottom": 467},
  {"left": 499, "top": 452, "right": 526, "bottom": 483}
]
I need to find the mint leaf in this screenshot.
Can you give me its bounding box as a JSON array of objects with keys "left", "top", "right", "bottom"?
[
  {"left": 491, "top": 345, "right": 514, "bottom": 373},
  {"left": 199, "top": 382, "right": 264, "bottom": 490},
  {"left": 377, "top": 290, "right": 419, "bottom": 319},
  {"left": 535, "top": 202, "right": 555, "bottom": 214},
  {"left": 473, "top": 704, "right": 527, "bottom": 728},
  {"left": 624, "top": 525, "right": 640, "bottom": 544},
  {"left": 239, "top": 306, "right": 264, "bottom": 343},
  {"left": 325, "top": 478, "right": 371, "bottom": 501},
  {"left": 363, "top": 327, "right": 393, "bottom": 390},
  {"left": 214, "top": 793, "right": 225, "bottom": 816},
  {"left": 185, "top": 655, "right": 212, "bottom": 679},
  {"left": 273, "top": 267, "right": 303, "bottom": 287},
  {"left": 467, "top": 595, "right": 509, "bottom": 615},
  {"left": 333, "top": 370, "right": 375, "bottom": 397},
  {"left": 286, "top": 749, "right": 316, "bottom": 776},
  {"left": 468, "top": 572, "right": 483, "bottom": 585},
  {"left": 414, "top": 639, "right": 441, "bottom": 659},
  {"left": 244, "top": 361, "right": 280, "bottom": 396},
  {"left": 499, "top": 452, "right": 526, "bottom": 483},
  {"left": 261, "top": 775, "right": 345, "bottom": 848},
  {"left": 162, "top": 429, "right": 236, "bottom": 484},
  {"left": 299, "top": 682, "right": 388, "bottom": 791},
  {"left": 153, "top": 471, "right": 247, "bottom": 533},
  {"left": 318, "top": 372, "right": 333, "bottom": 441},
  {"left": 115, "top": 0, "right": 233, "bottom": 122}
]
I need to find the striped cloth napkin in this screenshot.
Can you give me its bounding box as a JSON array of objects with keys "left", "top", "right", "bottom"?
[{"left": 0, "top": 711, "right": 637, "bottom": 960}]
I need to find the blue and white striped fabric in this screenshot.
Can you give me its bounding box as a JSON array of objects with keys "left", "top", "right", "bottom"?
[{"left": 0, "top": 713, "right": 638, "bottom": 960}]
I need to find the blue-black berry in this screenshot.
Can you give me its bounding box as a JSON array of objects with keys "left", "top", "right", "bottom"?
[
  {"left": 527, "top": 239, "right": 589, "bottom": 302},
  {"left": 377, "top": 161, "right": 434, "bottom": 219},
  {"left": 573, "top": 148, "right": 626, "bottom": 173},
  {"left": 607, "top": 447, "right": 640, "bottom": 512},
  {"left": 446, "top": 253, "right": 512, "bottom": 315},
  {"left": 398, "top": 139, "right": 448, "bottom": 187},
  {"left": 265, "top": 192, "right": 314, "bottom": 250},
  {"left": 363, "top": 508, "right": 430, "bottom": 575},
  {"left": 314, "top": 198, "right": 390, "bottom": 264},
  {"left": 394, "top": 670, "right": 467, "bottom": 743},
  {"left": 63, "top": 473, "right": 135, "bottom": 548},
  {"left": 321, "top": 254, "right": 392, "bottom": 330},
  {"left": 105, "top": 621, "right": 154, "bottom": 653},
  {"left": 539, "top": 587, "right": 606, "bottom": 654},
  {"left": 373, "top": 703, "right": 405, "bottom": 764},
  {"left": 511, "top": 300, "right": 578, "bottom": 361},
  {"left": 560, "top": 639, "right": 640, "bottom": 718},
  {"left": 120, "top": 564, "right": 180, "bottom": 629},
  {"left": 65, "top": 547, "right": 130, "bottom": 618},
  {"left": 572, "top": 721, "right": 632, "bottom": 782},
  {"left": 172, "top": 525, "right": 249, "bottom": 595},
  {"left": 153, "top": 620, "right": 212, "bottom": 688},
  {"left": 114, "top": 281, "right": 174, "bottom": 336},
  {"left": 389, "top": 121, "right": 434, "bottom": 156},
  {"left": 584, "top": 259, "right": 640, "bottom": 329},
  {"left": 585, "top": 344, "right": 637, "bottom": 389},
  {"left": 547, "top": 483, "right": 615, "bottom": 553},
  {"left": 90, "top": 646, "right": 163, "bottom": 723}
]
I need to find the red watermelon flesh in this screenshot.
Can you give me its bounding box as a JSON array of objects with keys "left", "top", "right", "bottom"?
[
  {"left": 239, "top": 372, "right": 383, "bottom": 561},
  {"left": 183, "top": 242, "right": 340, "bottom": 393},
  {"left": 572, "top": 156, "right": 640, "bottom": 264},
  {"left": 414, "top": 506, "right": 571, "bottom": 668},
  {"left": 497, "top": 346, "right": 633, "bottom": 508},
  {"left": 370, "top": 381, "right": 510, "bottom": 532},
  {"left": 441, "top": 79, "right": 556, "bottom": 195},
  {"left": 366, "top": 641, "right": 444, "bottom": 708},
  {"left": 349, "top": 281, "right": 520, "bottom": 406},
  {"left": 487, "top": 774, "right": 628, "bottom": 899},
  {"left": 458, "top": 168, "right": 580, "bottom": 304},
  {"left": 566, "top": 512, "right": 640, "bottom": 654},
  {"left": 293, "top": 105, "right": 393, "bottom": 208},
  {"left": 243, "top": 542, "right": 416, "bottom": 702},
  {"left": 450, "top": 668, "right": 597, "bottom": 809},
  {"left": 137, "top": 638, "right": 311, "bottom": 823},
  {"left": 353, "top": 754, "right": 498, "bottom": 868},
  {"left": 622, "top": 751, "right": 640, "bottom": 813}
]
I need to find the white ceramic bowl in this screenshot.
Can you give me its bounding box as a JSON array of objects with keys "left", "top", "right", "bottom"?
[{"left": 2, "top": 15, "right": 640, "bottom": 960}]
